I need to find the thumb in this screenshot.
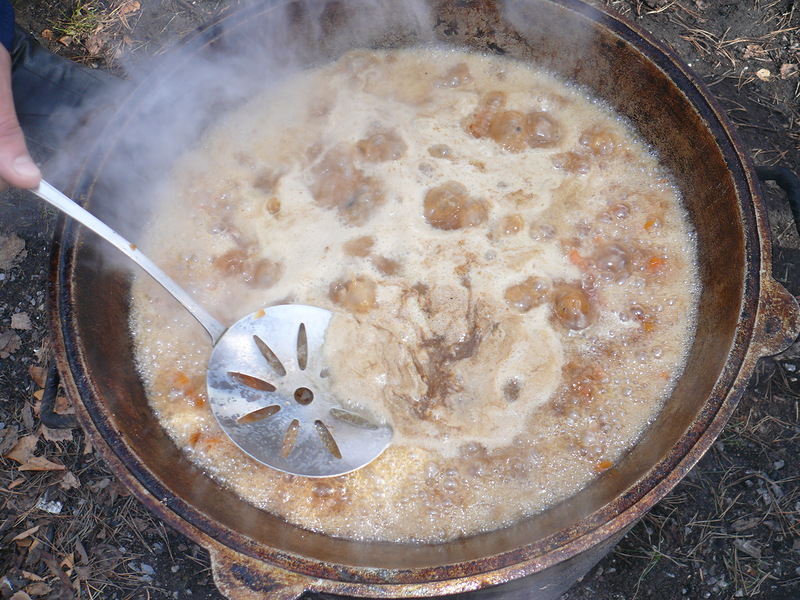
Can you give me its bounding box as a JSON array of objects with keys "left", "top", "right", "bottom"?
[{"left": 0, "top": 46, "right": 41, "bottom": 190}]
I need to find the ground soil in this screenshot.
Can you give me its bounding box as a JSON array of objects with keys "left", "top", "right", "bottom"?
[{"left": 1, "top": 1, "right": 799, "bottom": 599}]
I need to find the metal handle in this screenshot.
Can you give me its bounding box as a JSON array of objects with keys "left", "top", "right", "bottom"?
[
  {"left": 208, "top": 546, "right": 309, "bottom": 600},
  {"left": 754, "top": 166, "right": 800, "bottom": 354},
  {"left": 756, "top": 166, "right": 800, "bottom": 240},
  {"left": 40, "top": 361, "right": 78, "bottom": 430},
  {"left": 31, "top": 180, "right": 227, "bottom": 344}
]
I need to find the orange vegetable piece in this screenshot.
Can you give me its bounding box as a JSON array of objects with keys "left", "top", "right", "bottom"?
[
  {"left": 172, "top": 372, "right": 189, "bottom": 388},
  {"left": 596, "top": 459, "right": 613, "bottom": 472},
  {"left": 170, "top": 371, "right": 204, "bottom": 401},
  {"left": 569, "top": 248, "right": 587, "bottom": 268},
  {"left": 201, "top": 434, "right": 224, "bottom": 451},
  {"left": 647, "top": 256, "right": 666, "bottom": 273}
]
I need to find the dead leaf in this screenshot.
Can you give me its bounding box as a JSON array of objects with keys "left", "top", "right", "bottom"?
[
  {"left": 734, "top": 538, "right": 762, "bottom": 559},
  {"left": 60, "top": 552, "right": 75, "bottom": 573},
  {"left": 731, "top": 516, "right": 760, "bottom": 533},
  {"left": 58, "top": 35, "right": 73, "bottom": 46},
  {"left": 82, "top": 436, "right": 93, "bottom": 455},
  {"left": 55, "top": 395, "right": 74, "bottom": 415},
  {"left": 756, "top": 68, "right": 771, "bottom": 81},
  {"left": 10, "top": 591, "right": 33, "bottom": 600},
  {"left": 40, "top": 424, "right": 74, "bottom": 443},
  {"left": 74, "top": 539, "right": 89, "bottom": 564},
  {"left": 28, "top": 365, "right": 46, "bottom": 388},
  {"left": 11, "top": 312, "right": 32, "bottom": 330},
  {"left": 39, "top": 552, "right": 73, "bottom": 592},
  {"left": 118, "top": 0, "right": 140, "bottom": 16},
  {"left": 0, "top": 233, "right": 26, "bottom": 270},
  {"left": 0, "top": 423, "right": 19, "bottom": 455},
  {"left": 24, "top": 582, "right": 52, "bottom": 597},
  {"left": 59, "top": 471, "right": 81, "bottom": 490},
  {"left": 5, "top": 435, "right": 66, "bottom": 471},
  {"left": 21, "top": 403, "right": 34, "bottom": 430},
  {"left": 780, "top": 63, "right": 798, "bottom": 79},
  {"left": 12, "top": 525, "right": 41, "bottom": 542},
  {"left": 41, "top": 29, "right": 54, "bottom": 41},
  {"left": 89, "top": 477, "right": 111, "bottom": 492},
  {"left": 20, "top": 456, "right": 65, "bottom": 472},
  {"left": 109, "top": 478, "right": 132, "bottom": 500},
  {"left": 7, "top": 435, "right": 37, "bottom": 459},
  {"left": 743, "top": 43, "right": 765, "bottom": 60},
  {"left": 0, "top": 329, "right": 22, "bottom": 359},
  {"left": 86, "top": 32, "right": 110, "bottom": 56},
  {"left": 74, "top": 565, "right": 91, "bottom": 581}
]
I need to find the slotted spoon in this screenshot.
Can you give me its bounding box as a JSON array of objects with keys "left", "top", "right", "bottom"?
[{"left": 32, "top": 180, "right": 393, "bottom": 477}]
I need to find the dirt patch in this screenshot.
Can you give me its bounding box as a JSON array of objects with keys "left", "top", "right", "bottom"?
[{"left": 2, "top": 1, "right": 799, "bottom": 599}]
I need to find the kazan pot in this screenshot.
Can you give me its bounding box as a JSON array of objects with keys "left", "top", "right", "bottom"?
[{"left": 48, "top": 0, "right": 800, "bottom": 598}]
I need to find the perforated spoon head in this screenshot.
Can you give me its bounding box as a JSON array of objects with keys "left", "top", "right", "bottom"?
[
  {"left": 206, "top": 304, "right": 393, "bottom": 478},
  {"left": 28, "top": 183, "right": 390, "bottom": 478}
]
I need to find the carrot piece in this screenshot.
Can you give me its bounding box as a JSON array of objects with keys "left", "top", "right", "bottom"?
[
  {"left": 569, "top": 248, "right": 587, "bottom": 268},
  {"left": 596, "top": 459, "right": 613, "bottom": 472},
  {"left": 172, "top": 372, "right": 190, "bottom": 388},
  {"left": 647, "top": 256, "right": 666, "bottom": 273}
]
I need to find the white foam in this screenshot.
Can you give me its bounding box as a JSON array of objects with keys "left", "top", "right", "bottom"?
[{"left": 130, "top": 47, "right": 699, "bottom": 542}]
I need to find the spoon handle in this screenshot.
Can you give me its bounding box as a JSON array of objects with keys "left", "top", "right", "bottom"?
[{"left": 32, "top": 180, "right": 227, "bottom": 344}]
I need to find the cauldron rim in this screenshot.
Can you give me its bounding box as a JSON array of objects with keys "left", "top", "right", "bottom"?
[{"left": 48, "top": 0, "right": 796, "bottom": 595}]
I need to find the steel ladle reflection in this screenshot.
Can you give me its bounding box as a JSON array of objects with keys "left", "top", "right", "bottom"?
[{"left": 31, "top": 180, "right": 393, "bottom": 477}]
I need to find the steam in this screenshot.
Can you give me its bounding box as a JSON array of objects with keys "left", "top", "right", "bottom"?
[
  {"left": 43, "top": 0, "right": 607, "bottom": 244},
  {"left": 46, "top": 0, "right": 434, "bottom": 232}
]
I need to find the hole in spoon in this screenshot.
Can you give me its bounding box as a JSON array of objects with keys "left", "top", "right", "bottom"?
[
  {"left": 237, "top": 404, "right": 281, "bottom": 424},
  {"left": 294, "top": 387, "right": 314, "bottom": 405},
  {"left": 253, "top": 335, "right": 287, "bottom": 377},
  {"left": 282, "top": 419, "right": 301, "bottom": 457},
  {"left": 297, "top": 323, "right": 308, "bottom": 370},
  {"left": 329, "top": 407, "right": 379, "bottom": 430},
  {"left": 229, "top": 371, "right": 276, "bottom": 392},
  {"left": 315, "top": 420, "right": 342, "bottom": 459}
]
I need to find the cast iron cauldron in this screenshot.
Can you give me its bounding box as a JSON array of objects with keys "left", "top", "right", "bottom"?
[{"left": 49, "top": 1, "right": 800, "bottom": 598}]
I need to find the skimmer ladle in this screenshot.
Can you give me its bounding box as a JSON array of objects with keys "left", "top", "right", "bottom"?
[{"left": 32, "top": 180, "right": 393, "bottom": 477}]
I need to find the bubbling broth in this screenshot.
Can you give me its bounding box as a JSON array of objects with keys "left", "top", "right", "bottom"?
[{"left": 130, "top": 47, "right": 700, "bottom": 542}]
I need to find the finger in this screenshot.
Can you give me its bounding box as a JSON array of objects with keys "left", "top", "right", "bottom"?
[{"left": 0, "top": 45, "right": 41, "bottom": 190}]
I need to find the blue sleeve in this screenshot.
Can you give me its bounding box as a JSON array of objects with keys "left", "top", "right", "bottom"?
[{"left": 0, "top": 0, "right": 14, "bottom": 52}]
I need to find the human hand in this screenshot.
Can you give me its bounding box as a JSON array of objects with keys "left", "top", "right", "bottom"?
[{"left": 0, "top": 44, "right": 41, "bottom": 190}]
